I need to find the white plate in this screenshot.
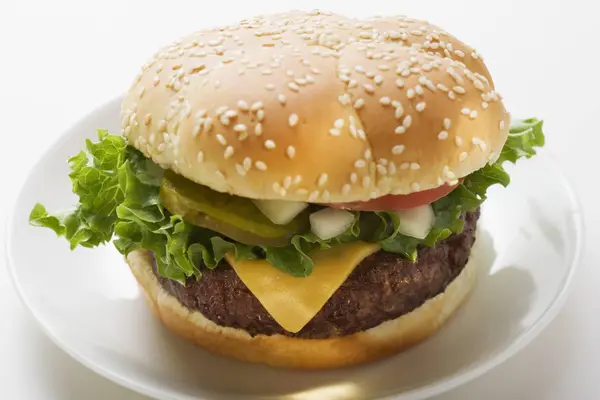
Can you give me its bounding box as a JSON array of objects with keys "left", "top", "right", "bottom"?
[{"left": 7, "top": 97, "right": 584, "bottom": 400}]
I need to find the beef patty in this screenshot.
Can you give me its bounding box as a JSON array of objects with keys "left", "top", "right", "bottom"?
[{"left": 153, "top": 210, "right": 480, "bottom": 339}]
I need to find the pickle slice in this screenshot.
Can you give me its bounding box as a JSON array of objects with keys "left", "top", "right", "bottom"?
[{"left": 159, "top": 170, "right": 309, "bottom": 247}]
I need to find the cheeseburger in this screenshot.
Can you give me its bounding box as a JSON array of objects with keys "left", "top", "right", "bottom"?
[{"left": 30, "top": 10, "right": 545, "bottom": 369}]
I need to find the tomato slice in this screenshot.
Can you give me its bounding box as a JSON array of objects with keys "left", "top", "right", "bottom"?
[{"left": 328, "top": 181, "right": 461, "bottom": 211}]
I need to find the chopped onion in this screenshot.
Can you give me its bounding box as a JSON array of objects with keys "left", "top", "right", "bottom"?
[
  {"left": 396, "top": 204, "right": 435, "bottom": 239},
  {"left": 253, "top": 199, "right": 308, "bottom": 225},
  {"left": 310, "top": 208, "right": 354, "bottom": 240}
]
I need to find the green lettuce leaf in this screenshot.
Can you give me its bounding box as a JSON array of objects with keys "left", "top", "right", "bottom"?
[{"left": 30, "top": 118, "right": 545, "bottom": 280}]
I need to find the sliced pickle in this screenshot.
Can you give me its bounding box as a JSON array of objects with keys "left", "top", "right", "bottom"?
[{"left": 159, "top": 170, "right": 309, "bottom": 247}]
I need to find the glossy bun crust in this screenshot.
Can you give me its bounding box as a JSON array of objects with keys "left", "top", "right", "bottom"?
[{"left": 121, "top": 10, "right": 509, "bottom": 203}]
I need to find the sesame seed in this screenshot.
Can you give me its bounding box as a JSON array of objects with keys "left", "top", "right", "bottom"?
[
  {"left": 153, "top": 76, "right": 160, "bottom": 86},
  {"left": 482, "top": 101, "right": 489, "bottom": 109},
  {"left": 377, "top": 165, "right": 388, "bottom": 175},
  {"left": 357, "top": 129, "right": 366, "bottom": 140},
  {"left": 197, "top": 151, "right": 204, "bottom": 163},
  {"left": 461, "top": 108, "right": 471, "bottom": 116},
  {"left": 354, "top": 98, "right": 365, "bottom": 109},
  {"left": 158, "top": 120, "right": 168, "bottom": 132},
  {"left": 284, "top": 176, "right": 292, "bottom": 189},
  {"left": 415, "top": 102, "right": 426, "bottom": 112},
  {"left": 454, "top": 49, "right": 466, "bottom": 58},
  {"left": 262, "top": 69, "right": 273, "bottom": 75},
  {"left": 403, "top": 115, "right": 413, "bottom": 128},
  {"left": 243, "top": 157, "right": 252, "bottom": 170},
  {"left": 257, "top": 109, "right": 265, "bottom": 121},
  {"left": 453, "top": 86, "right": 466, "bottom": 94},
  {"left": 254, "top": 123, "right": 263, "bottom": 136},
  {"left": 438, "top": 131, "right": 449, "bottom": 140},
  {"left": 216, "top": 133, "right": 227, "bottom": 146},
  {"left": 354, "top": 159, "right": 366, "bottom": 168},
  {"left": 363, "top": 84, "right": 375, "bottom": 94},
  {"left": 472, "top": 137, "right": 487, "bottom": 151},
  {"left": 395, "top": 126, "right": 406, "bottom": 134},
  {"left": 144, "top": 114, "right": 152, "bottom": 126},
  {"left": 338, "top": 93, "right": 351, "bottom": 106},
  {"left": 459, "top": 152, "right": 468, "bottom": 162},
  {"left": 233, "top": 124, "right": 246, "bottom": 133},
  {"left": 415, "top": 85, "right": 424, "bottom": 96},
  {"left": 364, "top": 149, "right": 372, "bottom": 160},
  {"left": 202, "top": 117, "right": 213, "bottom": 134},
  {"left": 362, "top": 176, "right": 371, "bottom": 188},
  {"left": 215, "top": 107, "right": 228, "bottom": 116},
  {"left": 318, "top": 173, "right": 328, "bottom": 187},
  {"left": 350, "top": 173, "right": 358, "bottom": 184},
  {"left": 288, "top": 82, "right": 300, "bottom": 92},
  {"left": 379, "top": 97, "right": 391, "bottom": 106},
  {"left": 410, "top": 163, "right": 421, "bottom": 170},
  {"left": 264, "top": 139, "right": 276, "bottom": 149},
  {"left": 455, "top": 136, "right": 463, "bottom": 146},
  {"left": 334, "top": 118, "right": 345, "bottom": 129},
  {"left": 446, "top": 67, "right": 464, "bottom": 84},
  {"left": 469, "top": 110, "right": 478, "bottom": 119},
  {"left": 342, "top": 184, "right": 351, "bottom": 195},
  {"left": 384, "top": 160, "right": 396, "bottom": 175},
  {"left": 250, "top": 101, "right": 263, "bottom": 112},
  {"left": 220, "top": 114, "right": 231, "bottom": 126},
  {"left": 286, "top": 146, "right": 296, "bottom": 159},
  {"left": 395, "top": 78, "right": 405, "bottom": 88},
  {"left": 406, "top": 88, "right": 415, "bottom": 99},
  {"left": 224, "top": 146, "right": 234, "bottom": 159},
  {"left": 272, "top": 182, "right": 281, "bottom": 193},
  {"left": 236, "top": 164, "right": 246, "bottom": 177},
  {"left": 443, "top": 118, "right": 452, "bottom": 130},
  {"left": 443, "top": 166, "right": 455, "bottom": 179},
  {"left": 475, "top": 73, "right": 489, "bottom": 84},
  {"left": 329, "top": 128, "right": 341, "bottom": 136},
  {"left": 295, "top": 78, "right": 307, "bottom": 86},
  {"left": 499, "top": 120, "right": 506, "bottom": 130},
  {"left": 265, "top": 83, "right": 276, "bottom": 91},
  {"left": 437, "top": 83, "right": 449, "bottom": 92},
  {"left": 308, "top": 191, "right": 319, "bottom": 202},
  {"left": 374, "top": 75, "right": 384, "bottom": 85},
  {"left": 255, "top": 161, "right": 267, "bottom": 171},
  {"left": 392, "top": 145, "right": 405, "bottom": 155},
  {"left": 289, "top": 113, "right": 299, "bottom": 127},
  {"left": 411, "top": 182, "right": 421, "bottom": 191}
]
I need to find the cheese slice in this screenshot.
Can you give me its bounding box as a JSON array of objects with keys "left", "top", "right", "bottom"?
[{"left": 225, "top": 242, "right": 380, "bottom": 333}]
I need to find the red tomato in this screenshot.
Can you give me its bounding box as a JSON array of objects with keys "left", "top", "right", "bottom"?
[{"left": 328, "top": 181, "right": 461, "bottom": 211}]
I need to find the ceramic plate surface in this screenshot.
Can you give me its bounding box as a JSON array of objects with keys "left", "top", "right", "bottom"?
[{"left": 7, "top": 97, "right": 583, "bottom": 400}]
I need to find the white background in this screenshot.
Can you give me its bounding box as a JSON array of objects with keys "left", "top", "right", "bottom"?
[{"left": 1, "top": 0, "right": 598, "bottom": 399}]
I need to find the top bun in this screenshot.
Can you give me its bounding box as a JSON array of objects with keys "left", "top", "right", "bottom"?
[{"left": 121, "top": 10, "right": 509, "bottom": 203}]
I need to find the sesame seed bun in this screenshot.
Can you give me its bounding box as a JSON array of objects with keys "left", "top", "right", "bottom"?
[
  {"left": 126, "top": 246, "right": 477, "bottom": 369},
  {"left": 121, "top": 10, "right": 509, "bottom": 202}
]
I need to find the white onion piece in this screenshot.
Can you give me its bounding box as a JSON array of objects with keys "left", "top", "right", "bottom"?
[
  {"left": 309, "top": 208, "right": 355, "bottom": 240},
  {"left": 396, "top": 204, "right": 435, "bottom": 239},
  {"left": 253, "top": 199, "right": 308, "bottom": 225}
]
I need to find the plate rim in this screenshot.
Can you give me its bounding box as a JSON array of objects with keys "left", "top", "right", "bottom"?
[{"left": 5, "top": 96, "right": 587, "bottom": 400}]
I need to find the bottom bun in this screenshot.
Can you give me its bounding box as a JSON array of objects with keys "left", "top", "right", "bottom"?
[{"left": 126, "top": 244, "right": 479, "bottom": 370}]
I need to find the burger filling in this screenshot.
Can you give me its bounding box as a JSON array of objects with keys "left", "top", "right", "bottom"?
[
  {"left": 153, "top": 210, "right": 479, "bottom": 338},
  {"left": 30, "top": 118, "right": 544, "bottom": 333}
]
